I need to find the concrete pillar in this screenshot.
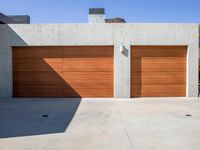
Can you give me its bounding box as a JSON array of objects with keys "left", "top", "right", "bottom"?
[
  {"left": 113, "top": 25, "right": 131, "bottom": 98},
  {"left": 114, "top": 44, "right": 131, "bottom": 98}
]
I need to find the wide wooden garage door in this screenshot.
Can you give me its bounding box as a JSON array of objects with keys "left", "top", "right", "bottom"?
[
  {"left": 13, "top": 46, "right": 113, "bottom": 98},
  {"left": 131, "top": 46, "right": 186, "bottom": 97}
]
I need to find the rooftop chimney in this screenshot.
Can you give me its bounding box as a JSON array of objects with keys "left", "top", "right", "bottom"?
[{"left": 88, "top": 8, "right": 105, "bottom": 23}]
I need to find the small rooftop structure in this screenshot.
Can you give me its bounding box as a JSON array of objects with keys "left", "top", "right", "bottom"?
[
  {"left": 88, "top": 8, "right": 105, "bottom": 23},
  {"left": 88, "top": 8, "right": 126, "bottom": 23},
  {"left": 105, "top": 18, "right": 126, "bottom": 23}
]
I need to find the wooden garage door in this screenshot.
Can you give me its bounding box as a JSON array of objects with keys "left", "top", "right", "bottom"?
[
  {"left": 131, "top": 46, "right": 186, "bottom": 97},
  {"left": 13, "top": 46, "right": 113, "bottom": 98}
]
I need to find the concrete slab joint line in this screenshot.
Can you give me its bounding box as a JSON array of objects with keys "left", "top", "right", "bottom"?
[
  {"left": 114, "top": 99, "right": 134, "bottom": 150},
  {"left": 0, "top": 24, "right": 199, "bottom": 98}
]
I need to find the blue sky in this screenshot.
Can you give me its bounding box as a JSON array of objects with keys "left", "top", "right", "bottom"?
[{"left": 0, "top": 0, "right": 200, "bottom": 23}]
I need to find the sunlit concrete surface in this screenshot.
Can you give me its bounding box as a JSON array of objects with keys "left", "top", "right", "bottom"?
[{"left": 0, "top": 98, "right": 200, "bottom": 150}]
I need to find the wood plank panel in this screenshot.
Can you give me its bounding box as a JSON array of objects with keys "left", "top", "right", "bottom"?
[
  {"left": 13, "top": 46, "right": 62, "bottom": 58},
  {"left": 132, "top": 46, "right": 186, "bottom": 58},
  {"left": 131, "top": 57, "right": 186, "bottom": 72},
  {"left": 131, "top": 46, "right": 186, "bottom": 97},
  {"left": 13, "top": 72, "right": 63, "bottom": 88},
  {"left": 13, "top": 58, "right": 62, "bottom": 72},
  {"left": 62, "top": 72, "right": 113, "bottom": 88},
  {"left": 63, "top": 89, "right": 113, "bottom": 98},
  {"left": 13, "top": 46, "right": 114, "bottom": 98},
  {"left": 13, "top": 46, "right": 63, "bottom": 97},
  {"left": 131, "top": 71, "right": 186, "bottom": 85},
  {"left": 131, "top": 85, "right": 186, "bottom": 97},
  {"left": 63, "top": 58, "right": 113, "bottom": 72},
  {"left": 62, "top": 46, "right": 113, "bottom": 98},
  {"left": 62, "top": 46, "right": 113, "bottom": 58}
]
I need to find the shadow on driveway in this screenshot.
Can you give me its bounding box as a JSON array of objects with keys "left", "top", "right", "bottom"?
[{"left": 0, "top": 98, "right": 81, "bottom": 138}]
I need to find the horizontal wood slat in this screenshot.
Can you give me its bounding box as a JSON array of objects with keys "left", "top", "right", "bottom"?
[
  {"left": 13, "top": 58, "right": 62, "bottom": 72},
  {"left": 132, "top": 46, "right": 186, "bottom": 58},
  {"left": 62, "top": 46, "right": 113, "bottom": 58},
  {"left": 131, "top": 46, "right": 186, "bottom": 97},
  {"left": 13, "top": 47, "right": 62, "bottom": 58},
  {"left": 131, "top": 85, "right": 186, "bottom": 97},
  {"left": 131, "top": 71, "right": 186, "bottom": 85},
  {"left": 13, "top": 46, "right": 113, "bottom": 98},
  {"left": 63, "top": 58, "right": 113, "bottom": 72},
  {"left": 63, "top": 89, "right": 113, "bottom": 98},
  {"left": 131, "top": 57, "right": 186, "bottom": 72}
]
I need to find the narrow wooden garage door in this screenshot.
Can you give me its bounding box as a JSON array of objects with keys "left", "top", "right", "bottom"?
[
  {"left": 131, "top": 46, "right": 186, "bottom": 97},
  {"left": 13, "top": 46, "right": 113, "bottom": 98}
]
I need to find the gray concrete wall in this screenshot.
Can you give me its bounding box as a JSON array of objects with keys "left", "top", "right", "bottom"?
[{"left": 0, "top": 24, "right": 199, "bottom": 98}]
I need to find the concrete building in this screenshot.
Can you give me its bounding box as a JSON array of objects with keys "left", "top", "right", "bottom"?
[
  {"left": 0, "top": 13, "right": 15, "bottom": 24},
  {"left": 0, "top": 9, "right": 199, "bottom": 98},
  {"left": 0, "top": 13, "right": 30, "bottom": 24},
  {"left": 8, "top": 15, "right": 30, "bottom": 24}
]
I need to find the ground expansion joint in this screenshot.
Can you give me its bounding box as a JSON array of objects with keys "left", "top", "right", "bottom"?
[{"left": 114, "top": 99, "right": 134, "bottom": 150}]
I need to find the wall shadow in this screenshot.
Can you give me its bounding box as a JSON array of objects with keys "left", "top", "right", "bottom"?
[
  {"left": 134, "top": 58, "right": 142, "bottom": 97},
  {"left": 131, "top": 51, "right": 142, "bottom": 97},
  {"left": 0, "top": 99, "right": 81, "bottom": 138},
  {"left": 13, "top": 46, "right": 81, "bottom": 98},
  {"left": 0, "top": 25, "right": 82, "bottom": 138}
]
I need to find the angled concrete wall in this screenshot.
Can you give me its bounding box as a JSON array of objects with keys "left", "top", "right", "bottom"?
[{"left": 0, "top": 24, "right": 199, "bottom": 98}]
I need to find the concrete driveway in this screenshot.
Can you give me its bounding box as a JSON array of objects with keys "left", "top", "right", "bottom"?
[{"left": 0, "top": 98, "right": 199, "bottom": 150}]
